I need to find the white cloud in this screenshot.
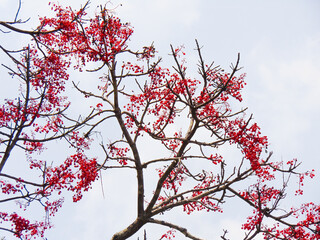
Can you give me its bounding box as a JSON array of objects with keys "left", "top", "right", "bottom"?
[
  {"left": 119, "top": 0, "right": 200, "bottom": 25},
  {"left": 246, "top": 33, "right": 320, "bottom": 150},
  {"left": 0, "top": 0, "right": 8, "bottom": 6}
]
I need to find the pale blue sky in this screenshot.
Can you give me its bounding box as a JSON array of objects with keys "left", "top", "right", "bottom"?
[{"left": 1, "top": 0, "right": 319, "bottom": 239}]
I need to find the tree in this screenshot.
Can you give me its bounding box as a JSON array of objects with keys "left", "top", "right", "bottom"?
[{"left": 0, "top": 1, "right": 319, "bottom": 239}]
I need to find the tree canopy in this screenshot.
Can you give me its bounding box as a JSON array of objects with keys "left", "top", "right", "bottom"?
[{"left": 0, "top": 1, "right": 319, "bottom": 239}]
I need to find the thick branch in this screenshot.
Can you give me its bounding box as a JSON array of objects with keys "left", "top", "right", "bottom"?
[{"left": 148, "top": 218, "right": 204, "bottom": 240}]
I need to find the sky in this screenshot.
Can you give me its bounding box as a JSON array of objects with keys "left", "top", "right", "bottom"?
[{"left": 1, "top": 0, "right": 320, "bottom": 239}]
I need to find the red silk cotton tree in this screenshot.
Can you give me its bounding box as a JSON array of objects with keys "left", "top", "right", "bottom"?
[{"left": 0, "top": 2, "right": 319, "bottom": 240}]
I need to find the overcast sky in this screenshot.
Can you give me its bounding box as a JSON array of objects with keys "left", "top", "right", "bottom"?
[{"left": 1, "top": 0, "right": 320, "bottom": 239}]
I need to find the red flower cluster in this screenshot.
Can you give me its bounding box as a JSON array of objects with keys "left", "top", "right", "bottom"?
[
  {"left": 38, "top": 3, "right": 133, "bottom": 68},
  {"left": 0, "top": 212, "right": 49, "bottom": 239},
  {"left": 183, "top": 172, "right": 223, "bottom": 215},
  {"left": 227, "top": 119, "right": 268, "bottom": 171},
  {"left": 160, "top": 229, "right": 176, "bottom": 240}
]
